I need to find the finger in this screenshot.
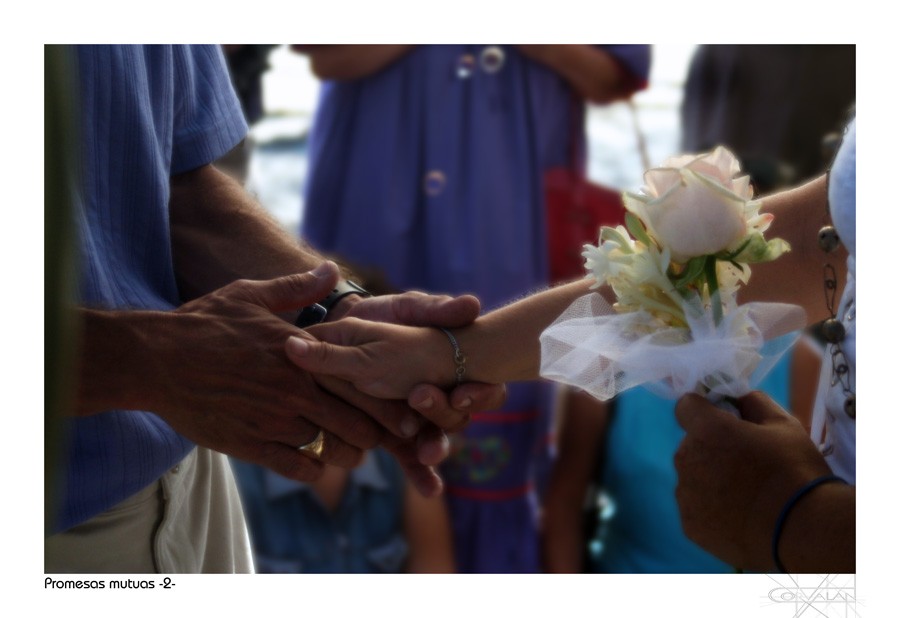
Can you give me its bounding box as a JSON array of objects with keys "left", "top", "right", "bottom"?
[
  {"left": 244, "top": 261, "right": 340, "bottom": 314},
  {"left": 285, "top": 334, "right": 376, "bottom": 386},
  {"left": 249, "top": 442, "right": 326, "bottom": 482},
  {"left": 403, "top": 463, "right": 444, "bottom": 498},
  {"left": 291, "top": 426, "right": 365, "bottom": 469},
  {"left": 416, "top": 423, "right": 451, "bottom": 466},
  {"left": 383, "top": 438, "right": 444, "bottom": 498},
  {"left": 286, "top": 382, "right": 384, "bottom": 450},
  {"left": 734, "top": 391, "right": 790, "bottom": 425},
  {"left": 449, "top": 382, "right": 508, "bottom": 413},
  {"left": 408, "top": 384, "right": 471, "bottom": 432},
  {"left": 674, "top": 393, "right": 719, "bottom": 431},
  {"left": 388, "top": 292, "right": 481, "bottom": 327},
  {"left": 268, "top": 417, "right": 367, "bottom": 468},
  {"left": 317, "top": 375, "right": 422, "bottom": 439}
]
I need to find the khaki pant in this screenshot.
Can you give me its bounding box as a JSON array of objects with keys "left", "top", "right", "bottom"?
[{"left": 45, "top": 447, "right": 254, "bottom": 573}]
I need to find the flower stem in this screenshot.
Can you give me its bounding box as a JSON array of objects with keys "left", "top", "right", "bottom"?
[
  {"left": 631, "top": 289, "right": 687, "bottom": 327},
  {"left": 704, "top": 255, "right": 723, "bottom": 326}
]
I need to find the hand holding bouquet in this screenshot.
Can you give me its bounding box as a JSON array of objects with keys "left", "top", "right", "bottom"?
[{"left": 540, "top": 147, "right": 805, "bottom": 403}]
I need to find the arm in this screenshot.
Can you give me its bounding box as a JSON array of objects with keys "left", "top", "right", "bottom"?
[
  {"left": 738, "top": 175, "right": 847, "bottom": 324},
  {"left": 516, "top": 45, "right": 642, "bottom": 103},
  {"left": 286, "top": 278, "right": 599, "bottom": 397},
  {"left": 402, "top": 480, "right": 456, "bottom": 573},
  {"left": 292, "top": 45, "right": 413, "bottom": 81},
  {"left": 284, "top": 180, "right": 838, "bottom": 397},
  {"left": 459, "top": 278, "right": 599, "bottom": 383},
  {"left": 674, "top": 391, "right": 855, "bottom": 572},
  {"left": 169, "top": 170, "right": 424, "bottom": 439},
  {"left": 169, "top": 164, "right": 325, "bottom": 300},
  {"left": 169, "top": 161, "right": 502, "bottom": 413},
  {"left": 74, "top": 265, "right": 383, "bottom": 481},
  {"left": 541, "top": 389, "right": 611, "bottom": 573},
  {"left": 76, "top": 163, "right": 502, "bottom": 493}
]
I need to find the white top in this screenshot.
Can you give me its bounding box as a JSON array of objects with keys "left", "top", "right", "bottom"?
[{"left": 813, "top": 118, "right": 856, "bottom": 483}]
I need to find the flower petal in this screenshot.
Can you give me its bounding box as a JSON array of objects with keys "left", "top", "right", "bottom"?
[{"left": 643, "top": 168, "right": 682, "bottom": 198}]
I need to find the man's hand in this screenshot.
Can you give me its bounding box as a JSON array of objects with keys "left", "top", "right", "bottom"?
[
  {"left": 289, "top": 319, "right": 458, "bottom": 399},
  {"left": 77, "top": 262, "right": 396, "bottom": 482},
  {"left": 332, "top": 289, "right": 480, "bottom": 327},
  {"left": 335, "top": 290, "right": 507, "bottom": 425},
  {"left": 674, "top": 392, "right": 832, "bottom": 570}
]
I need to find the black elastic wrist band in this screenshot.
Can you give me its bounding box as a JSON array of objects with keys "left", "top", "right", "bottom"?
[
  {"left": 295, "top": 279, "right": 370, "bottom": 328},
  {"left": 771, "top": 474, "right": 847, "bottom": 573},
  {"left": 319, "top": 279, "right": 371, "bottom": 313}
]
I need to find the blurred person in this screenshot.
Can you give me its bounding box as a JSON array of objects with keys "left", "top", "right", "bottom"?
[
  {"left": 682, "top": 44, "right": 855, "bottom": 193},
  {"left": 542, "top": 44, "right": 853, "bottom": 573},
  {"left": 294, "top": 44, "right": 650, "bottom": 573},
  {"left": 673, "top": 118, "right": 856, "bottom": 573},
  {"left": 215, "top": 44, "right": 278, "bottom": 184},
  {"left": 44, "top": 44, "right": 504, "bottom": 574},
  {"left": 231, "top": 448, "right": 455, "bottom": 573},
  {"left": 672, "top": 48, "right": 856, "bottom": 573},
  {"left": 541, "top": 345, "right": 818, "bottom": 573}
]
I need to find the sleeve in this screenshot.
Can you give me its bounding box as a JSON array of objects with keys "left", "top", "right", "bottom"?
[
  {"left": 170, "top": 44, "right": 249, "bottom": 174},
  {"left": 598, "top": 44, "right": 652, "bottom": 93}
]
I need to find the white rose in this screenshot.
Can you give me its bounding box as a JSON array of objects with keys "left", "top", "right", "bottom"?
[{"left": 624, "top": 147, "right": 758, "bottom": 262}]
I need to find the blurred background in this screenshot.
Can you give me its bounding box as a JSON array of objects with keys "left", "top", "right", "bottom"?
[{"left": 244, "top": 44, "right": 695, "bottom": 232}]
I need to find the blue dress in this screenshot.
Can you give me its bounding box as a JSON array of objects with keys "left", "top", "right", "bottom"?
[
  {"left": 302, "top": 44, "right": 650, "bottom": 573},
  {"left": 590, "top": 354, "right": 792, "bottom": 573}
]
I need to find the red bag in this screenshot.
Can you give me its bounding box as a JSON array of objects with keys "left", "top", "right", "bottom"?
[
  {"left": 544, "top": 167, "right": 625, "bottom": 284},
  {"left": 545, "top": 100, "right": 648, "bottom": 285}
]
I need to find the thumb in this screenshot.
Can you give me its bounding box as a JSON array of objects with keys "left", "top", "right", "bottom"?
[
  {"left": 285, "top": 330, "right": 372, "bottom": 384},
  {"left": 246, "top": 261, "right": 340, "bottom": 314},
  {"left": 734, "top": 391, "right": 788, "bottom": 425},
  {"left": 675, "top": 393, "right": 712, "bottom": 431}
]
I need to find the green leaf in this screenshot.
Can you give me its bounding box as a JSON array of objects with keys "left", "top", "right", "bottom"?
[
  {"left": 729, "top": 233, "right": 792, "bottom": 263},
  {"left": 625, "top": 211, "right": 654, "bottom": 247},
  {"left": 718, "top": 236, "right": 753, "bottom": 260},
  {"left": 670, "top": 256, "right": 706, "bottom": 290}
]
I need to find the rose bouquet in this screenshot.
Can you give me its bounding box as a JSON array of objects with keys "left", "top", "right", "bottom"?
[{"left": 539, "top": 147, "right": 805, "bottom": 403}]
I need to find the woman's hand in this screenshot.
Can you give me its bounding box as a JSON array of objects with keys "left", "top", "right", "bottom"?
[
  {"left": 674, "top": 391, "right": 844, "bottom": 571},
  {"left": 286, "top": 318, "right": 459, "bottom": 400},
  {"left": 515, "top": 45, "right": 634, "bottom": 103},
  {"left": 292, "top": 45, "right": 413, "bottom": 81}
]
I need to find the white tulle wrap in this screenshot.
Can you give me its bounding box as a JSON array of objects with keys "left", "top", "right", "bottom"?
[{"left": 539, "top": 293, "right": 806, "bottom": 402}]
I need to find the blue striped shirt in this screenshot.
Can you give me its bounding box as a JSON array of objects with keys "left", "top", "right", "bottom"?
[{"left": 54, "top": 45, "right": 247, "bottom": 532}]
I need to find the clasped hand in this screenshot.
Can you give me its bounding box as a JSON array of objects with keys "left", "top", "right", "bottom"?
[
  {"left": 158, "top": 261, "right": 503, "bottom": 496},
  {"left": 673, "top": 392, "right": 833, "bottom": 570},
  {"left": 287, "top": 318, "right": 462, "bottom": 401}
]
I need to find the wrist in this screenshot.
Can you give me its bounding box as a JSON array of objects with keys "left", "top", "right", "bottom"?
[
  {"left": 418, "top": 327, "right": 458, "bottom": 390},
  {"left": 75, "top": 309, "right": 175, "bottom": 416},
  {"left": 296, "top": 279, "right": 371, "bottom": 326},
  {"left": 435, "top": 327, "right": 467, "bottom": 387},
  {"left": 324, "top": 291, "right": 363, "bottom": 321},
  {"left": 774, "top": 476, "right": 854, "bottom": 573}
]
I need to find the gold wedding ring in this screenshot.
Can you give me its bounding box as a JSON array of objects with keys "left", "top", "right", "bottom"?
[{"left": 297, "top": 429, "right": 325, "bottom": 459}]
